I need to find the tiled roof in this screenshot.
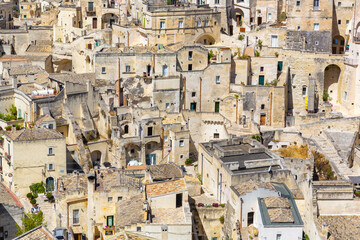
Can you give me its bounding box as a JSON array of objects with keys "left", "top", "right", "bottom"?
[
  {"left": 264, "top": 197, "right": 293, "bottom": 223},
  {"left": 95, "top": 169, "right": 142, "bottom": 191},
  {"left": 56, "top": 174, "right": 88, "bottom": 194},
  {"left": 148, "top": 163, "right": 183, "bottom": 181},
  {"left": 231, "top": 180, "right": 276, "bottom": 196},
  {"left": 264, "top": 197, "right": 290, "bottom": 208},
  {"left": 146, "top": 179, "right": 186, "bottom": 197},
  {"left": 49, "top": 73, "right": 96, "bottom": 85},
  {"left": 0, "top": 183, "right": 23, "bottom": 207},
  {"left": 9, "top": 65, "right": 43, "bottom": 76},
  {"left": 116, "top": 194, "right": 144, "bottom": 228},
  {"left": 35, "top": 114, "right": 55, "bottom": 126},
  {"left": 318, "top": 215, "right": 360, "bottom": 240},
  {"left": 5, "top": 128, "right": 64, "bottom": 141},
  {"left": 13, "top": 226, "right": 55, "bottom": 240}
]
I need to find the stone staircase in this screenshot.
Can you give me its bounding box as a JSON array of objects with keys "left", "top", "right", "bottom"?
[{"left": 311, "top": 135, "right": 356, "bottom": 179}]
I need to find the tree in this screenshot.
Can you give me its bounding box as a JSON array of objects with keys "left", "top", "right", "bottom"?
[{"left": 16, "top": 211, "right": 45, "bottom": 236}]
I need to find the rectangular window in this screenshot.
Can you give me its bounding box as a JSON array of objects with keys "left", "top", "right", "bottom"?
[
  {"left": 188, "top": 64, "right": 192, "bottom": 71},
  {"left": 313, "top": 0, "right": 319, "bottom": 9},
  {"left": 176, "top": 193, "right": 182, "bottom": 208},
  {"left": 291, "top": 74, "right": 296, "bottom": 84},
  {"left": 48, "top": 147, "right": 54, "bottom": 155},
  {"left": 24, "top": 15, "right": 26, "bottom": 18},
  {"left": 276, "top": 234, "right": 281, "bottom": 240},
  {"left": 118, "top": 196, "right": 123, "bottom": 202},
  {"left": 160, "top": 21, "right": 165, "bottom": 29},
  {"left": 179, "top": 140, "right": 184, "bottom": 147},
  {"left": 73, "top": 209, "right": 80, "bottom": 224},
  {"left": 268, "top": 13, "right": 272, "bottom": 20},
  {"left": 197, "top": 21, "right": 201, "bottom": 27},
  {"left": 88, "top": 2, "right": 94, "bottom": 11},
  {"left": 204, "top": 20, "right": 209, "bottom": 27},
  {"left": 215, "top": 0, "right": 219, "bottom": 4},
  {"left": 338, "top": 20, "right": 341, "bottom": 24},
  {"left": 302, "top": 86, "right": 307, "bottom": 96},
  {"left": 216, "top": 76, "right": 220, "bottom": 84},
  {"left": 48, "top": 163, "right": 54, "bottom": 171},
  {"left": 346, "top": 20, "right": 349, "bottom": 24},
  {"left": 314, "top": 23, "right": 319, "bottom": 30},
  {"left": 164, "top": 136, "right": 168, "bottom": 142},
  {"left": 215, "top": 102, "right": 220, "bottom": 113},
  {"left": 271, "top": 35, "right": 278, "bottom": 47},
  {"left": 296, "top": 0, "right": 300, "bottom": 6},
  {"left": 190, "top": 102, "right": 197, "bottom": 111},
  {"left": 260, "top": 66, "right": 264, "bottom": 72},
  {"left": 261, "top": 104, "right": 265, "bottom": 109},
  {"left": 108, "top": 197, "right": 113, "bottom": 202},
  {"left": 259, "top": 75, "right": 265, "bottom": 85},
  {"left": 102, "top": 67, "right": 106, "bottom": 74},
  {"left": 147, "top": 127, "right": 153, "bottom": 136},
  {"left": 188, "top": 51, "right": 193, "bottom": 60},
  {"left": 338, "top": 2, "right": 341, "bottom": 6},
  {"left": 107, "top": 216, "right": 114, "bottom": 227},
  {"left": 192, "top": 92, "right": 196, "bottom": 97},
  {"left": 162, "top": 65, "right": 168, "bottom": 76},
  {"left": 178, "top": 20, "right": 183, "bottom": 28},
  {"left": 125, "top": 65, "right": 131, "bottom": 72},
  {"left": 214, "top": 133, "right": 219, "bottom": 138},
  {"left": 165, "top": 103, "right": 170, "bottom": 108}
]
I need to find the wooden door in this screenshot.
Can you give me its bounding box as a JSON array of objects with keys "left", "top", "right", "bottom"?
[
  {"left": 92, "top": 17, "right": 97, "bottom": 29},
  {"left": 260, "top": 114, "right": 266, "bottom": 125}
]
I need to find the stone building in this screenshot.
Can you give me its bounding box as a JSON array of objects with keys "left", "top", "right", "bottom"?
[
  {"left": 0, "top": 128, "right": 66, "bottom": 196},
  {"left": 0, "top": 2, "right": 14, "bottom": 29},
  {"left": 19, "top": 1, "right": 41, "bottom": 19}
]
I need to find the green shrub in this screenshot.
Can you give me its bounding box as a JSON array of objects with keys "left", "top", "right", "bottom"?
[
  {"left": 30, "top": 198, "right": 36, "bottom": 205},
  {"left": 257, "top": 40, "right": 263, "bottom": 51},
  {"left": 238, "top": 34, "right": 244, "bottom": 41},
  {"left": 278, "top": 12, "right": 287, "bottom": 21},
  {"left": 208, "top": 50, "right": 214, "bottom": 61},
  {"left": 255, "top": 50, "right": 260, "bottom": 57},
  {"left": 185, "top": 158, "right": 193, "bottom": 165},
  {"left": 323, "top": 90, "right": 329, "bottom": 102},
  {"left": 252, "top": 134, "right": 261, "bottom": 142},
  {"left": 219, "top": 215, "right": 225, "bottom": 224},
  {"left": 356, "top": 190, "right": 360, "bottom": 195},
  {"left": 29, "top": 182, "right": 45, "bottom": 196},
  {"left": 26, "top": 193, "right": 33, "bottom": 199}
]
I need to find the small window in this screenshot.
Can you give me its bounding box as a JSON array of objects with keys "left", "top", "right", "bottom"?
[
  {"left": 188, "top": 64, "right": 192, "bottom": 71},
  {"left": 214, "top": 133, "right": 220, "bottom": 138},
  {"left": 260, "top": 66, "right": 264, "bottom": 72},
  {"left": 271, "top": 35, "right": 278, "bottom": 47},
  {"left": 48, "top": 124, "right": 53, "bottom": 129},
  {"left": 130, "top": 149, "right": 135, "bottom": 154},
  {"left": 268, "top": 13, "right": 272, "bottom": 20},
  {"left": 261, "top": 104, "right": 265, "bottom": 109},
  {"left": 164, "top": 136, "right": 168, "bottom": 142},
  {"left": 216, "top": 76, "right": 220, "bottom": 84},
  {"left": 147, "top": 143, "right": 152, "bottom": 150},
  {"left": 302, "top": 86, "right": 307, "bottom": 96},
  {"left": 215, "top": 0, "right": 219, "bottom": 4},
  {"left": 188, "top": 51, "right": 193, "bottom": 60},
  {"left": 180, "top": 154, "right": 183, "bottom": 159},
  {"left": 296, "top": 0, "right": 300, "bottom": 6},
  {"left": 48, "top": 163, "right": 55, "bottom": 171},
  {"left": 124, "top": 125, "right": 129, "bottom": 134},
  {"left": 314, "top": 23, "right": 319, "bottom": 30},
  {"left": 178, "top": 20, "right": 183, "bottom": 28},
  {"left": 315, "top": 41, "right": 319, "bottom": 45},
  {"left": 338, "top": 1, "right": 341, "bottom": 6},
  {"left": 48, "top": 147, "right": 54, "bottom": 155},
  {"left": 338, "top": 20, "right": 341, "bottom": 24},
  {"left": 346, "top": 20, "right": 349, "bottom": 24},
  {"left": 160, "top": 21, "right": 165, "bottom": 29},
  {"left": 108, "top": 197, "right": 113, "bottom": 202},
  {"left": 148, "top": 127, "right": 153, "bottom": 136},
  {"left": 204, "top": 20, "right": 209, "bottom": 27},
  {"left": 276, "top": 234, "right": 281, "bottom": 240},
  {"left": 297, "top": 26, "right": 300, "bottom": 30},
  {"left": 73, "top": 209, "right": 80, "bottom": 224},
  {"left": 166, "top": 103, "right": 170, "bottom": 108},
  {"left": 137, "top": 226, "right": 141, "bottom": 232},
  {"left": 102, "top": 67, "right": 106, "bottom": 74},
  {"left": 125, "top": 65, "right": 131, "bottom": 72},
  {"left": 197, "top": 20, "right": 201, "bottom": 27},
  {"left": 291, "top": 74, "right": 296, "bottom": 84},
  {"left": 179, "top": 140, "right": 184, "bottom": 147},
  {"left": 118, "top": 196, "right": 123, "bottom": 202},
  {"left": 192, "top": 92, "right": 196, "bottom": 97}
]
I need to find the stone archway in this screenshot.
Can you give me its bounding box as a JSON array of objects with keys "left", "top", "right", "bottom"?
[
  {"left": 101, "top": 13, "right": 119, "bottom": 29},
  {"left": 324, "top": 64, "right": 341, "bottom": 104},
  {"left": 332, "top": 35, "right": 345, "bottom": 54},
  {"left": 195, "top": 34, "right": 216, "bottom": 45},
  {"left": 91, "top": 150, "right": 102, "bottom": 167},
  {"left": 233, "top": 8, "right": 244, "bottom": 26},
  {"left": 355, "top": 22, "right": 360, "bottom": 41}
]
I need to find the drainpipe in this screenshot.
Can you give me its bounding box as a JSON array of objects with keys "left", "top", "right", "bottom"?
[
  {"left": 240, "top": 198, "right": 243, "bottom": 229},
  {"left": 199, "top": 77, "right": 202, "bottom": 112},
  {"left": 183, "top": 76, "right": 186, "bottom": 110},
  {"left": 236, "top": 96, "right": 238, "bottom": 124},
  {"left": 161, "top": 127, "right": 164, "bottom": 160},
  {"left": 269, "top": 91, "right": 272, "bottom": 126}
]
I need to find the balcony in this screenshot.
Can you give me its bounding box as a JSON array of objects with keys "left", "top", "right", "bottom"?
[{"left": 86, "top": 7, "right": 96, "bottom": 16}]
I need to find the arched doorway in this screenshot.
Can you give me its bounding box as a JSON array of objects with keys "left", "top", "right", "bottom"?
[
  {"left": 195, "top": 34, "right": 216, "bottom": 45},
  {"left": 233, "top": 9, "right": 244, "bottom": 26},
  {"left": 85, "top": 56, "right": 91, "bottom": 72},
  {"left": 324, "top": 64, "right": 341, "bottom": 104},
  {"left": 91, "top": 150, "right": 102, "bottom": 167},
  {"left": 101, "top": 13, "right": 119, "bottom": 29},
  {"left": 332, "top": 35, "right": 345, "bottom": 54},
  {"left": 46, "top": 177, "right": 55, "bottom": 192}
]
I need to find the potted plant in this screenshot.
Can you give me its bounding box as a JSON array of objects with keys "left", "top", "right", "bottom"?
[
  {"left": 46, "top": 192, "right": 54, "bottom": 201},
  {"left": 27, "top": 193, "right": 33, "bottom": 200},
  {"left": 274, "top": 52, "right": 279, "bottom": 57},
  {"left": 5, "top": 126, "right": 11, "bottom": 131},
  {"left": 185, "top": 158, "right": 193, "bottom": 166},
  {"left": 30, "top": 198, "right": 37, "bottom": 206}
]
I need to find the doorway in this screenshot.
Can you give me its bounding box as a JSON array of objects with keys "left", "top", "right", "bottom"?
[
  {"left": 259, "top": 75, "right": 265, "bottom": 85},
  {"left": 147, "top": 65, "right": 151, "bottom": 76},
  {"left": 215, "top": 102, "right": 220, "bottom": 113},
  {"left": 92, "top": 17, "right": 97, "bottom": 29},
  {"left": 176, "top": 193, "right": 183, "bottom": 208},
  {"left": 146, "top": 154, "right": 156, "bottom": 165},
  {"left": 247, "top": 212, "right": 254, "bottom": 226},
  {"left": 260, "top": 114, "right": 266, "bottom": 125},
  {"left": 257, "top": 17, "right": 262, "bottom": 25}
]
